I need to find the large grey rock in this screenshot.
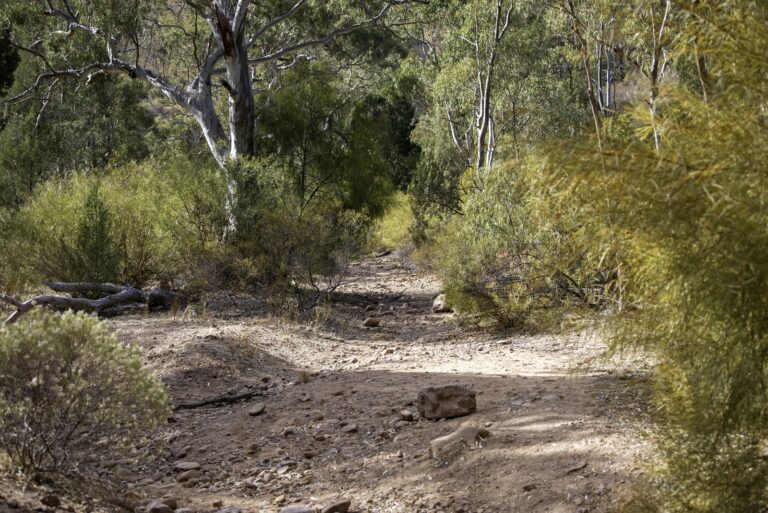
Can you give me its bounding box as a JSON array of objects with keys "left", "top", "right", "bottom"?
[
  {"left": 417, "top": 385, "right": 476, "bottom": 420},
  {"left": 429, "top": 425, "right": 490, "bottom": 459}
]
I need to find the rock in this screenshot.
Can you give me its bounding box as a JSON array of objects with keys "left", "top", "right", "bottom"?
[
  {"left": 429, "top": 425, "right": 490, "bottom": 459},
  {"left": 176, "top": 469, "right": 201, "bottom": 482},
  {"left": 363, "top": 317, "right": 380, "bottom": 328},
  {"left": 523, "top": 483, "right": 538, "bottom": 492},
  {"left": 160, "top": 497, "right": 178, "bottom": 510},
  {"left": 173, "top": 461, "right": 201, "bottom": 471},
  {"left": 398, "top": 409, "right": 414, "bottom": 422},
  {"left": 40, "top": 495, "right": 60, "bottom": 508},
  {"left": 341, "top": 424, "right": 358, "bottom": 434},
  {"left": 248, "top": 403, "right": 266, "bottom": 416},
  {"left": 417, "top": 385, "right": 476, "bottom": 420},
  {"left": 321, "top": 499, "right": 352, "bottom": 513},
  {"left": 432, "top": 294, "right": 452, "bottom": 313},
  {"left": 145, "top": 501, "right": 174, "bottom": 513},
  {"left": 212, "top": 500, "right": 223, "bottom": 508},
  {"left": 280, "top": 506, "right": 313, "bottom": 513},
  {"left": 215, "top": 509, "right": 241, "bottom": 513}
]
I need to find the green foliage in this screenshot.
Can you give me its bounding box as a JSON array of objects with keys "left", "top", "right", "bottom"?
[
  {"left": 0, "top": 31, "right": 19, "bottom": 98},
  {"left": 0, "top": 157, "right": 226, "bottom": 290},
  {"left": 75, "top": 184, "right": 120, "bottom": 283},
  {"left": 369, "top": 191, "right": 414, "bottom": 251},
  {"left": 424, "top": 160, "right": 591, "bottom": 329},
  {"left": 0, "top": 311, "right": 169, "bottom": 474},
  {"left": 544, "top": 2, "right": 768, "bottom": 511},
  {"left": 232, "top": 157, "right": 369, "bottom": 312},
  {"left": 0, "top": 68, "right": 153, "bottom": 209}
]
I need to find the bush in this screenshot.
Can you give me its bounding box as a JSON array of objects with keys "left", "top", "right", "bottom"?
[
  {"left": 233, "top": 157, "right": 370, "bottom": 313},
  {"left": 0, "top": 311, "right": 169, "bottom": 474},
  {"left": 368, "top": 191, "right": 414, "bottom": 251},
  {"left": 1, "top": 157, "right": 226, "bottom": 289},
  {"left": 425, "top": 160, "right": 596, "bottom": 329},
  {"left": 74, "top": 184, "right": 120, "bottom": 283}
]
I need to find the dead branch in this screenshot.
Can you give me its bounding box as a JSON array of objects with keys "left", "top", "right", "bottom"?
[
  {"left": 173, "top": 390, "right": 263, "bottom": 411},
  {"left": 0, "top": 282, "right": 188, "bottom": 324}
]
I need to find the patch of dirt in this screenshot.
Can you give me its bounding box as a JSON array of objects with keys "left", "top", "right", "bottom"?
[{"left": 3, "top": 254, "right": 653, "bottom": 513}]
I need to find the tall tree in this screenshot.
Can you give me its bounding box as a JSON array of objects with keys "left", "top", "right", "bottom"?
[{"left": 1, "top": 0, "right": 424, "bottom": 222}]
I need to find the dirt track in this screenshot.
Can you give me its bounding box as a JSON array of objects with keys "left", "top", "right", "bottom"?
[{"left": 0, "top": 254, "right": 651, "bottom": 513}]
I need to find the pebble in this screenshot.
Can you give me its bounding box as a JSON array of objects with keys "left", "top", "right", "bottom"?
[
  {"left": 363, "top": 317, "right": 380, "bottom": 328},
  {"left": 40, "top": 495, "right": 61, "bottom": 508},
  {"left": 341, "top": 424, "right": 358, "bottom": 434},
  {"left": 280, "top": 506, "right": 313, "bottom": 513},
  {"left": 322, "top": 499, "right": 352, "bottom": 513},
  {"left": 160, "top": 496, "right": 178, "bottom": 510},
  {"left": 173, "top": 461, "right": 201, "bottom": 471},
  {"left": 145, "top": 500, "right": 174, "bottom": 513},
  {"left": 248, "top": 403, "right": 266, "bottom": 416},
  {"left": 176, "top": 469, "right": 200, "bottom": 482}
]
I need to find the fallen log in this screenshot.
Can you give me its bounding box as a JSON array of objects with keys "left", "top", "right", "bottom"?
[
  {"left": 0, "top": 282, "right": 188, "bottom": 324},
  {"left": 173, "top": 390, "right": 263, "bottom": 411}
]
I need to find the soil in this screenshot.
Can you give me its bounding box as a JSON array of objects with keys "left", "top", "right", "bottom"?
[{"left": 0, "top": 254, "right": 653, "bottom": 513}]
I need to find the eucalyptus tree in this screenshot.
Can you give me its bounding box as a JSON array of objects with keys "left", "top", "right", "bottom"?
[{"left": 1, "top": 0, "right": 424, "bottom": 224}]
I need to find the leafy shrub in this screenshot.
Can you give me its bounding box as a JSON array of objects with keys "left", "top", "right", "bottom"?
[
  {"left": 425, "top": 160, "right": 597, "bottom": 329},
  {"left": 1, "top": 157, "right": 226, "bottom": 289},
  {"left": 0, "top": 311, "right": 169, "bottom": 473},
  {"left": 234, "top": 157, "right": 370, "bottom": 313},
  {"left": 549, "top": 3, "right": 768, "bottom": 511},
  {"left": 368, "top": 191, "right": 415, "bottom": 251},
  {"left": 74, "top": 184, "right": 120, "bottom": 283}
]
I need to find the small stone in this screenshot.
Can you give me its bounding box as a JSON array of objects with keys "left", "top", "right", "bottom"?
[
  {"left": 303, "top": 451, "right": 316, "bottom": 459},
  {"left": 248, "top": 403, "right": 266, "bottom": 416},
  {"left": 247, "top": 443, "right": 259, "bottom": 454},
  {"left": 176, "top": 469, "right": 201, "bottom": 482},
  {"left": 40, "top": 495, "right": 60, "bottom": 508},
  {"left": 523, "top": 483, "right": 538, "bottom": 492},
  {"left": 341, "top": 424, "right": 358, "bottom": 434},
  {"left": 398, "top": 410, "right": 414, "bottom": 422},
  {"left": 160, "top": 497, "right": 178, "bottom": 510},
  {"left": 363, "top": 317, "right": 380, "bottom": 328},
  {"left": 276, "top": 465, "right": 291, "bottom": 475},
  {"left": 145, "top": 501, "right": 173, "bottom": 513},
  {"left": 273, "top": 495, "right": 286, "bottom": 505},
  {"left": 432, "top": 294, "right": 452, "bottom": 313},
  {"left": 173, "top": 461, "right": 201, "bottom": 472},
  {"left": 314, "top": 434, "right": 327, "bottom": 442},
  {"left": 261, "top": 472, "right": 274, "bottom": 483},
  {"left": 280, "top": 506, "right": 313, "bottom": 513},
  {"left": 394, "top": 420, "right": 411, "bottom": 429},
  {"left": 212, "top": 500, "right": 223, "bottom": 508},
  {"left": 322, "top": 499, "right": 352, "bottom": 513}
]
